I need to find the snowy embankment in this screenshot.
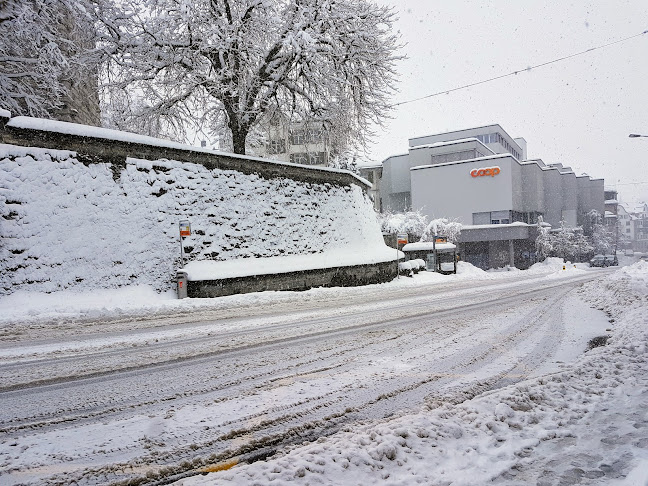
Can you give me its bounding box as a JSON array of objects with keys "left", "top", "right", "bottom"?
[
  {"left": 0, "top": 144, "right": 388, "bottom": 294},
  {"left": 0, "top": 257, "right": 581, "bottom": 327},
  {"left": 179, "top": 261, "right": 648, "bottom": 486}
]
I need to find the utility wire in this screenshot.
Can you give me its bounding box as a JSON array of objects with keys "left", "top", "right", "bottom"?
[{"left": 391, "top": 29, "right": 648, "bottom": 107}]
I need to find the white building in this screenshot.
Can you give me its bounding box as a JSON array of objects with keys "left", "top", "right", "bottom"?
[
  {"left": 251, "top": 116, "right": 330, "bottom": 166},
  {"left": 622, "top": 202, "right": 648, "bottom": 252},
  {"left": 360, "top": 124, "right": 606, "bottom": 269}
]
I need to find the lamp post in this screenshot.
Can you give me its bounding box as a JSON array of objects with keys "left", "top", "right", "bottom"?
[{"left": 629, "top": 134, "right": 648, "bottom": 138}]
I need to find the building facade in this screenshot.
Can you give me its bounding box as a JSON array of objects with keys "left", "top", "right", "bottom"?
[
  {"left": 360, "top": 124, "right": 607, "bottom": 269},
  {"left": 618, "top": 202, "right": 648, "bottom": 252},
  {"left": 251, "top": 116, "right": 330, "bottom": 167}
]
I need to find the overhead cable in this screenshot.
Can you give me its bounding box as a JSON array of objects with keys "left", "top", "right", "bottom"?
[{"left": 391, "top": 29, "right": 648, "bottom": 107}]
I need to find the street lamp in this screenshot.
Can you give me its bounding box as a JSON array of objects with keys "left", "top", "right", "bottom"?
[{"left": 629, "top": 134, "right": 648, "bottom": 138}]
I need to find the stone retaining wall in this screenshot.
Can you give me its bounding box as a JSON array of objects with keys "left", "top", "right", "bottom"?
[{"left": 187, "top": 260, "right": 397, "bottom": 298}]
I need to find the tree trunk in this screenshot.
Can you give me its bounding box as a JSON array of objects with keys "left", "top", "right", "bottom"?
[{"left": 230, "top": 124, "right": 248, "bottom": 155}]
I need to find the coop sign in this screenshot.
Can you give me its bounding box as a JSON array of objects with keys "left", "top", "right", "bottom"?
[{"left": 470, "top": 166, "right": 501, "bottom": 178}]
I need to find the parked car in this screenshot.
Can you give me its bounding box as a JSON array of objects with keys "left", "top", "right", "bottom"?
[
  {"left": 589, "top": 255, "right": 606, "bottom": 267},
  {"left": 604, "top": 254, "right": 618, "bottom": 266},
  {"left": 624, "top": 249, "right": 634, "bottom": 256},
  {"left": 639, "top": 255, "right": 648, "bottom": 262}
]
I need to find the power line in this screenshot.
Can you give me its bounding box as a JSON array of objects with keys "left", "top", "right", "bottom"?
[
  {"left": 612, "top": 181, "right": 648, "bottom": 186},
  {"left": 391, "top": 29, "right": 648, "bottom": 107}
]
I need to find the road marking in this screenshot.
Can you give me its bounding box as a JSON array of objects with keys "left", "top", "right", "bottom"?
[{"left": 200, "top": 458, "right": 239, "bottom": 473}]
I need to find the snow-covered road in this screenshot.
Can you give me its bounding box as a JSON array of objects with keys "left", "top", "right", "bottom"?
[{"left": 0, "top": 267, "right": 612, "bottom": 485}]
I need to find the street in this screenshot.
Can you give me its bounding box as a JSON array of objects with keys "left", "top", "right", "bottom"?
[{"left": 0, "top": 270, "right": 608, "bottom": 485}]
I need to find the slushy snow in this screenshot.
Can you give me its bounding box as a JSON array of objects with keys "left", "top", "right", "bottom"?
[{"left": 176, "top": 261, "right": 648, "bottom": 486}]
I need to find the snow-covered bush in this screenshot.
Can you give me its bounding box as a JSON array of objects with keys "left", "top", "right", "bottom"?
[
  {"left": 378, "top": 212, "right": 461, "bottom": 246},
  {"left": 378, "top": 210, "right": 428, "bottom": 239},
  {"left": 398, "top": 261, "right": 413, "bottom": 277},
  {"left": 420, "top": 218, "right": 462, "bottom": 244},
  {"left": 536, "top": 217, "right": 595, "bottom": 263}
]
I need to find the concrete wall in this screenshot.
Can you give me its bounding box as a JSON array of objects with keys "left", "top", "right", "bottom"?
[
  {"left": 577, "top": 175, "right": 593, "bottom": 225},
  {"left": 520, "top": 161, "right": 545, "bottom": 214},
  {"left": 188, "top": 260, "right": 396, "bottom": 298},
  {"left": 408, "top": 124, "right": 523, "bottom": 161},
  {"left": 541, "top": 168, "right": 564, "bottom": 227},
  {"left": 590, "top": 179, "right": 605, "bottom": 218},
  {"left": 561, "top": 170, "right": 578, "bottom": 227},
  {"left": 410, "top": 155, "right": 516, "bottom": 224}
]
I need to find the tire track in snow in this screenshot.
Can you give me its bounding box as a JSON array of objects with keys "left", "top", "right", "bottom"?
[{"left": 0, "top": 274, "right": 599, "bottom": 485}]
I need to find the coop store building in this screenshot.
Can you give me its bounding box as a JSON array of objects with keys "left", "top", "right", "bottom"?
[{"left": 361, "top": 125, "right": 605, "bottom": 270}]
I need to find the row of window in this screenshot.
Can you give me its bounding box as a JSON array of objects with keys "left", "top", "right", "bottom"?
[
  {"left": 266, "top": 129, "right": 324, "bottom": 154},
  {"left": 289, "top": 152, "right": 327, "bottom": 165},
  {"left": 291, "top": 128, "right": 323, "bottom": 145},
  {"left": 473, "top": 133, "right": 521, "bottom": 160},
  {"left": 473, "top": 210, "right": 543, "bottom": 225}
]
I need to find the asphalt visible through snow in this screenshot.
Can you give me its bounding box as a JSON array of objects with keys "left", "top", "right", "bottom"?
[{"left": 0, "top": 271, "right": 607, "bottom": 485}]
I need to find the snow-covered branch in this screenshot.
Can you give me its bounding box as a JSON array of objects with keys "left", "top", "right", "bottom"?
[{"left": 92, "top": 0, "right": 403, "bottom": 155}]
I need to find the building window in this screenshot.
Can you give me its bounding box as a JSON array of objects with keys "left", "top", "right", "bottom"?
[
  {"left": 267, "top": 139, "right": 286, "bottom": 154},
  {"left": 307, "top": 128, "right": 323, "bottom": 144},
  {"left": 290, "top": 152, "right": 309, "bottom": 164},
  {"left": 501, "top": 218, "right": 510, "bottom": 224},
  {"left": 309, "top": 152, "right": 326, "bottom": 165},
  {"left": 491, "top": 219, "right": 500, "bottom": 224},
  {"left": 290, "top": 130, "right": 305, "bottom": 145}
]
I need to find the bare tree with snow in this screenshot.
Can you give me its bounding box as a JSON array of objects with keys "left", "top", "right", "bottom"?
[
  {"left": 0, "top": 0, "right": 99, "bottom": 124},
  {"left": 92, "top": 0, "right": 402, "bottom": 154},
  {"left": 535, "top": 217, "right": 553, "bottom": 261}
]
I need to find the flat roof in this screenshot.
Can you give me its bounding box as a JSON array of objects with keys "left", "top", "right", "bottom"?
[
  {"left": 402, "top": 242, "right": 456, "bottom": 252},
  {"left": 462, "top": 222, "right": 531, "bottom": 230},
  {"left": 409, "top": 123, "right": 507, "bottom": 145},
  {"left": 409, "top": 137, "right": 494, "bottom": 152}
]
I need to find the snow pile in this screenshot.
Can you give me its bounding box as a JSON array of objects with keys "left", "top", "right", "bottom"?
[
  {"left": 455, "top": 261, "right": 494, "bottom": 279},
  {"left": 0, "top": 144, "right": 387, "bottom": 294},
  {"left": 580, "top": 260, "right": 648, "bottom": 320},
  {"left": 526, "top": 257, "right": 588, "bottom": 277},
  {"left": 180, "top": 262, "right": 648, "bottom": 486}
]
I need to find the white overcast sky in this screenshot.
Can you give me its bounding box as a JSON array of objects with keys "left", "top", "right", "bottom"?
[{"left": 367, "top": 0, "right": 648, "bottom": 206}]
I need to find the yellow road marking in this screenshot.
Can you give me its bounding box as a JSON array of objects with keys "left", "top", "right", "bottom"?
[{"left": 200, "top": 458, "right": 239, "bottom": 473}]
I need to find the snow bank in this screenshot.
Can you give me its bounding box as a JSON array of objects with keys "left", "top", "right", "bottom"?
[
  {"left": 0, "top": 144, "right": 387, "bottom": 294},
  {"left": 456, "top": 261, "right": 494, "bottom": 279},
  {"left": 183, "top": 245, "right": 397, "bottom": 280},
  {"left": 180, "top": 261, "right": 648, "bottom": 486}
]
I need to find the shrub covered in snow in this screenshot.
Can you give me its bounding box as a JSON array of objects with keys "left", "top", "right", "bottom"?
[{"left": 397, "top": 261, "right": 413, "bottom": 277}]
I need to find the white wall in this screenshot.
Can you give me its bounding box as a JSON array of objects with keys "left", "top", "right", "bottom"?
[{"left": 410, "top": 156, "right": 515, "bottom": 224}]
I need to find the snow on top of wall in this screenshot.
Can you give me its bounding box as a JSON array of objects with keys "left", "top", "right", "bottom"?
[
  {"left": 0, "top": 108, "right": 10, "bottom": 118},
  {"left": 462, "top": 222, "right": 530, "bottom": 230},
  {"left": 183, "top": 246, "right": 396, "bottom": 281},
  {"left": 409, "top": 137, "right": 493, "bottom": 152},
  {"left": 5, "top": 116, "right": 368, "bottom": 185}
]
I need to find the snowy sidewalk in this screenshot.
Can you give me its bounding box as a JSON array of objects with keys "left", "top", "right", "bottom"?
[{"left": 178, "top": 262, "right": 648, "bottom": 486}]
